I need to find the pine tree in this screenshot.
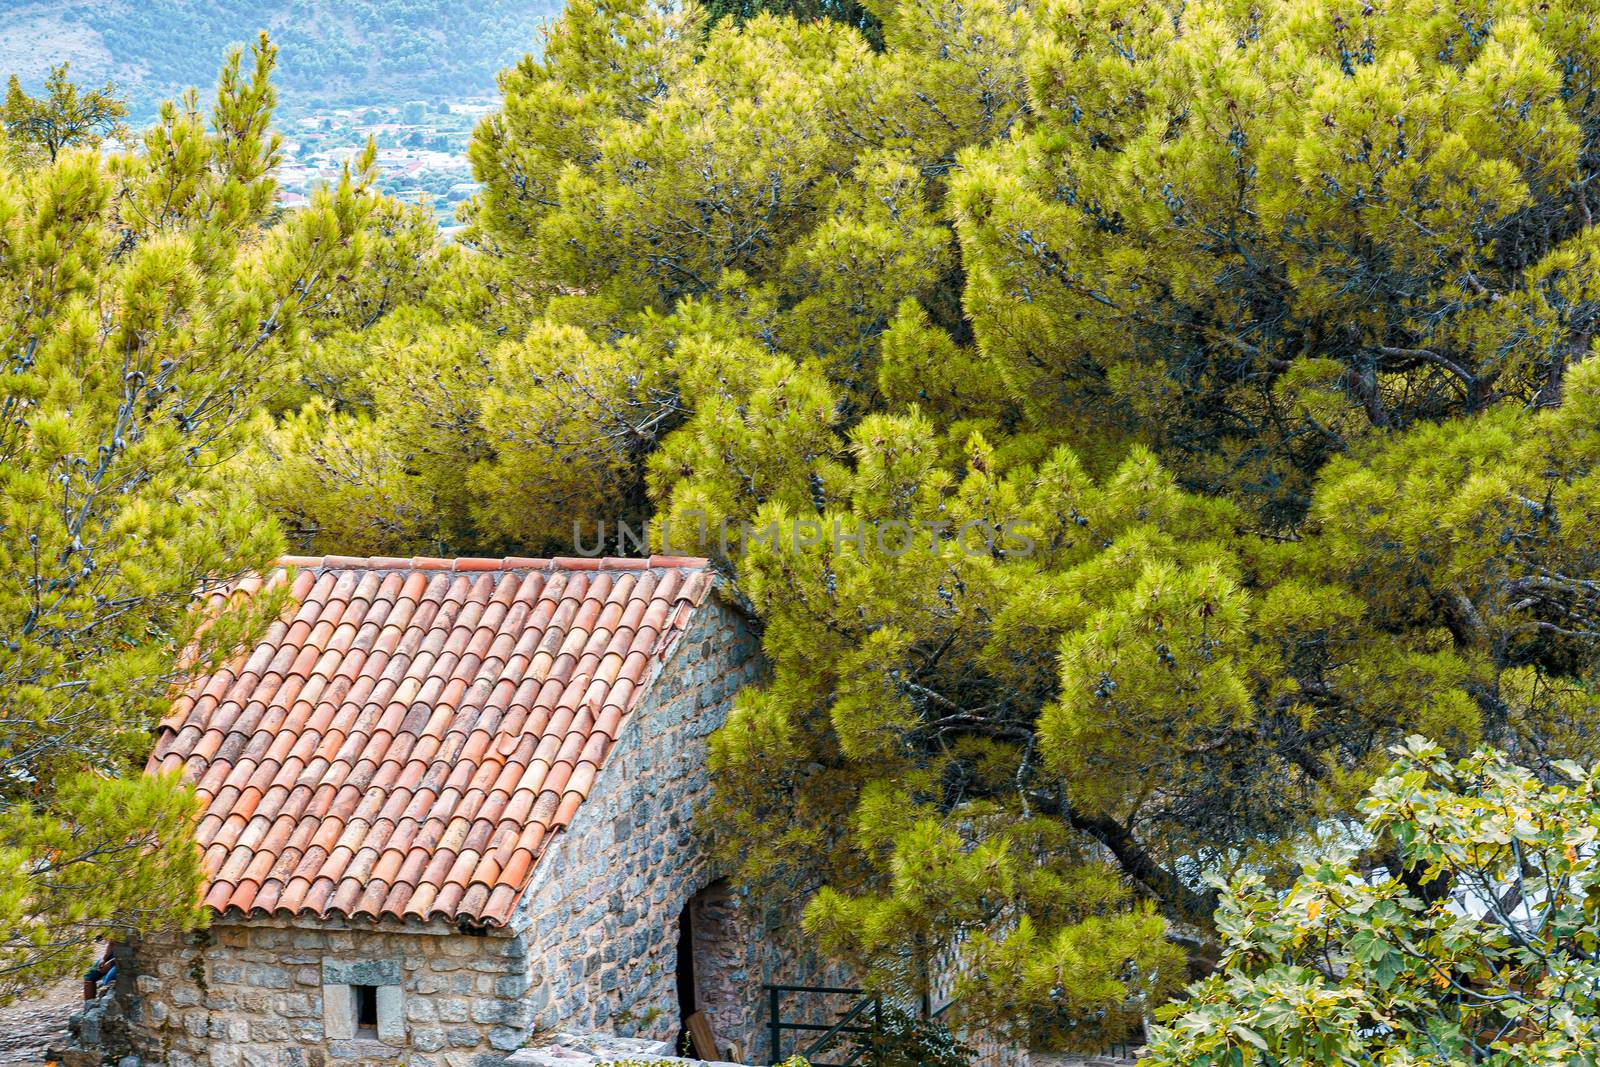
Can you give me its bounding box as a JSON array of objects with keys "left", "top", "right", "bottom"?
[
  {"left": 3, "top": 64, "right": 128, "bottom": 167},
  {"left": 0, "top": 37, "right": 385, "bottom": 1001},
  {"left": 265, "top": 0, "right": 1600, "bottom": 1043}
]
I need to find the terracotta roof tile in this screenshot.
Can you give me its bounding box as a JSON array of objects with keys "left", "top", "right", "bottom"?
[{"left": 151, "top": 555, "right": 714, "bottom": 926}]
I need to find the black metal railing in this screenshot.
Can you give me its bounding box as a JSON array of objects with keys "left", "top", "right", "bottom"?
[
  {"left": 764, "top": 984, "right": 951, "bottom": 1065},
  {"left": 764, "top": 984, "right": 879, "bottom": 1066}
]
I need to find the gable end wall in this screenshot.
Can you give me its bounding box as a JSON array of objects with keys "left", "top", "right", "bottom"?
[{"left": 515, "top": 592, "right": 830, "bottom": 1060}]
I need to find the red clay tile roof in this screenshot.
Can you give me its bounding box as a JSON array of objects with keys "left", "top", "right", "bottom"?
[{"left": 149, "top": 555, "right": 716, "bottom": 927}]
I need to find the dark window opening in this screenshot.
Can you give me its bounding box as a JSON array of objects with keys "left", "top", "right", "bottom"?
[{"left": 355, "top": 984, "right": 378, "bottom": 1031}]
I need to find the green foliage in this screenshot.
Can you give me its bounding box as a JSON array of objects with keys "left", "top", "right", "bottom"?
[
  {"left": 1145, "top": 738, "right": 1600, "bottom": 1066},
  {"left": 843, "top": 1004, "right": 974, "bottom": 1067},
  {"left": 0, "top": 35, "right": 385, "bottom": 1002},
  {"left": 951, "top": 0, "right": 1600, "bottom": 525},
  {"left": 703, "top": 0, "right": 882, "bottom": 50},
  {"left": 3, "top": 64, "right": 128, "bottom": 166},
  {"left": 262, "top": 0, "right": 1600, "bottom": 1045}
]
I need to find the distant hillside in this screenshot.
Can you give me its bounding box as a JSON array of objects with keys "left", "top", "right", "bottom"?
[{"left": 0, "top": 1, "right": 560, "bottom": 116}]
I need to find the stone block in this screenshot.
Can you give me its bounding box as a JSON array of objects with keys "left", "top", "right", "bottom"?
[
  {"left": 251, "top": 1017, "right": 290, "bottom": 1042},
  {"left": 377, "top": 984, "right": 406, "bottom": 1043},
  {"left": 447, "top": 1025, "right": 480, "bottom": 1047},
  {"left": 291, "top": 1018, "right": 324, "bottom": 1042},
  {"left": 413, "top": 1027, "right": 447, "bottom": 1052},
  {"left": 276, "top": 992, "right": 316, "bottom": 1018},
  {"left": 323, "top": 982, "right": 355, "bottom": 1040},
  {"left": 489, "top": 1026, "right": 526, "bottom": 1051},
  {"left": 328, "top": 1039, "right": 399, "bottom": 1061},
  {"left": 528, "top": 982, "right": 551, "bottom": 1012},
  {"left": 322, "top": 958, "right": 402, "bottom": 986}
]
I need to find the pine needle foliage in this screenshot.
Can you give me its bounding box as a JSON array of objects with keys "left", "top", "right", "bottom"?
[
  {"left": 263, "top": 0, "right": 1600, "bottom": 1043},
  {"left": 0, "top": 42, "right": 385, "bottom": 1001},
  {"left": 3, "top": 64, "right": 128, "bottom": 168}
]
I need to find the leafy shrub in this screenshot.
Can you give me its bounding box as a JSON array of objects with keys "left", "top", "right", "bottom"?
[
  {"left": 844, "top": 1004, "right": 973, "bottom": 1067},
  {"left": 1145, "top": 739, "right": 1600, "bottom": 1066}
]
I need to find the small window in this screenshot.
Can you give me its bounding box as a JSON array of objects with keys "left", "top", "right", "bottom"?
[{"left": 355, "top": 984, "right": 378, "bottom": 1032}]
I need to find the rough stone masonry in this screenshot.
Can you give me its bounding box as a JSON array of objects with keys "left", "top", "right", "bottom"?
[{"left": 95, "top": 589, "right": 841, "bottom": 1067}]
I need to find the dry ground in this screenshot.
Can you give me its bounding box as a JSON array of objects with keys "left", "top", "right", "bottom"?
[{"left": 0, "top": 977, "right": 81, "bottom": 1066}]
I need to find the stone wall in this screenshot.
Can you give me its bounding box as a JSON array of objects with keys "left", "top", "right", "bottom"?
[
  {"left": 513, "top": 595, "right": 840, "bottom": 1064},
  {"left": 107, "top": 916, "right": 535, "bottom": 1066}
]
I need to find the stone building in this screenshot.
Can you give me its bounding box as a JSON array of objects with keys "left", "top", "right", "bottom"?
[{"left": 97, "top": 554, "right": 822, "bottom": 1067}]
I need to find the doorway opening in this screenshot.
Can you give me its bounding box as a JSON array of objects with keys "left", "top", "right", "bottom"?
[
  {"left": 675, "top": 880, "right": 745, "bottom": 1060},
  {"left": 675, "top": 897, "right": 698, "bottom": 1052}
]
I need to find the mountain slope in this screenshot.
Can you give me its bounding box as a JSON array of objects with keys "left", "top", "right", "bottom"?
[{"left": 0, "top": 1, "right": 559, "bottom": 114}]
